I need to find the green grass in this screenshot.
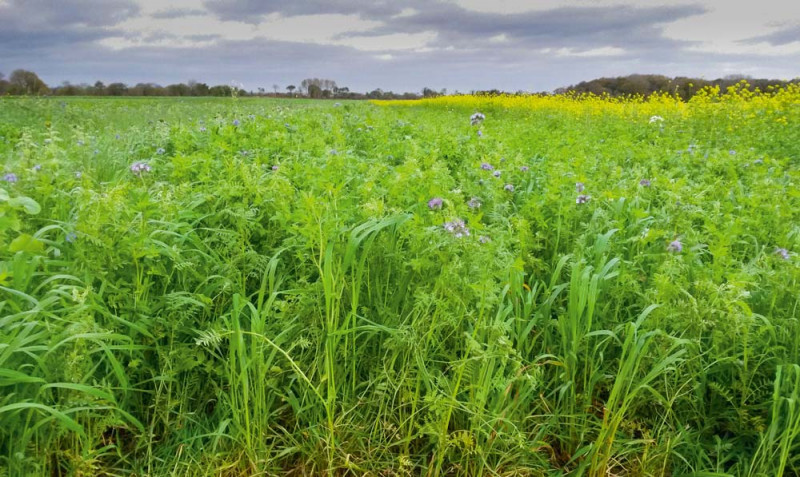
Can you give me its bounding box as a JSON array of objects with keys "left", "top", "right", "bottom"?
[{"left": 1, "top": 94, "right": 799, "bottom": 476}]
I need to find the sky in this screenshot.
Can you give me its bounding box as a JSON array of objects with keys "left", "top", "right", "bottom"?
[{"left": 1, "top": 0, "right": 799, "bottom": 93}]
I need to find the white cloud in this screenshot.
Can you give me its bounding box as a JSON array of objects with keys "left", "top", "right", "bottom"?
[
  {"left": 543, "top": 46, "right": 627, "bottom": 57},
  {"left": 489, "top": 34, "right": 509, "bottom": 43},
  {"left": 333, "top": 32, "right": 437, "bottom": 51}
]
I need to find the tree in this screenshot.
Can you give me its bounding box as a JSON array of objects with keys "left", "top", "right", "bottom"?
[
  {"left": 308, "top": 84, "right": 322, "bottom": 99},
  {"left": 0, "top": 72, "right": 8, "bottom": 95},
  {"left": 106, "top": 82, "right": 128, "bottom": 96},
  {"left": 166, "top": 83, "right": 190, "bottom": 96},
  {"left": 93, "top": 81, "right": 106, "bottom": 95},
  {"left": 273, "top": 84, "right": 279, "bottom": 95},
  {"left": 8, "top": 69, "right": 49, "bottom": 95},
  {"left": 286, "top": 85, "right": 296, "bottom": 96},
  {"left": 190, "top": 82, "right": 210, "bottom": 96}
]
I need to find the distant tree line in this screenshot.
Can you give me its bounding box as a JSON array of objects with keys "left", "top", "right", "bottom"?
[
  {"left": 0, "top": 70, "right": 446, "bottom": 100},
  {"left": 3, "top": 69, "right": 796, "bottom": 101},
  {"left": 556, "top": 74, "right": 800, "bottom": 100}
]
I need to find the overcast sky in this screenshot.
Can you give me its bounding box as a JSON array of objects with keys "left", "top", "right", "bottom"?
[{"left": 1, "top": 0, "right": 799, "bottom": 93}]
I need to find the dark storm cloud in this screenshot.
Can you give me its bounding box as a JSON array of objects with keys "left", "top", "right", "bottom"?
[
  {"left": 202, "top": 0, "right": 408, "bottom": 22},
  {"left": 150, "top": 8, "right": 207, "bottom": 19},
  {"left": 203, "top": 0, "right": 704, "bottom": 53},
  {"left": 0, "top": 0, "right": 139, "bottom": 27},
  {"left": 0, "top": 0, "right": 139, "bottom": 54},
  {"left": 338, "top": 3, "right": 706, "bottom": 52},
  {"left": 742, "top": 25, "right": 800, "bottom": 46}
]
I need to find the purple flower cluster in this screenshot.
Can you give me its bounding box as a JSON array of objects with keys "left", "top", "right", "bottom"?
[
  {"left": 479, "top": 235, "right": 490, "bottom": 244},
  {"left": 271, "top": 165, "right": 279, "bottom": 171},
  {"left": 467, "top": 197, "right": 481, "bottom": 209},
  {"left": 576, "top": 182, "right": 585, "bottom": 193},
  {"left": 504, "top": 184, "right": 515, "bottom": 192},
  {"left": 3, "top": 172, "right": 18, "bottom": 183},
  {"left": 156, "top": 147, "right": 165, "bottom": 155},
  {"left": 775, "top": 248, "right": 790, "bottom": 260},
  {"left": 639, "top": 179, "right": 651, "bottom": 187},
  {"left": 232, "top": 119, "right": 240, "bottom": 127},
  {"left": 130, "top": 162, "right": 152, "bottom": 176},
  {"left": 428, "top": 197, "right": 443, "bottom": 210},
  {"left": 520, "top": 166, "right": 529, "bottom": 172},
  {"left": 443, "top": 219, "right": 470, "bottom": 238},
  {"left": 576, "top": 194, "right": 590, "bottom": 204},
  {"left": 667, "top": 239, "right": 683, "bottom": 253},
  {"left": 470, "top": 112, "right": 485, "bottom": 125},
  {"left": 481, "top": 163, "right": 494, "bottom": 171},
  {"left": 33, "top": 164, "right": 42, "bottom": 172},
  {"left": 493, "top": 171, "right": 501, "bottom": 178}
]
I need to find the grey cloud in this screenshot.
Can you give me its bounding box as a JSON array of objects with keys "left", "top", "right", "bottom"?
[
  {"left": 742, "top": 25, "right": 800, "bottom": 46},
  {"left": 0, "top": 0, "right": 140, "bottom": 54},
  {"left": 341, "top": 3, "right": 706, "bottom": 52},
  {"left": 203, "top": 0, "right": 408, "bottom": 23},
  {"left": 0, "top": 0, "right": 139, "bottom": 28},
  {"left": 150, "top": 8, "right": 207, "bottom": 19}
]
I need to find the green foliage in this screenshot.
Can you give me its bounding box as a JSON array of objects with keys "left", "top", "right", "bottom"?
[{"left": 0, "top": 95, "right": 798, "bottom": 476}]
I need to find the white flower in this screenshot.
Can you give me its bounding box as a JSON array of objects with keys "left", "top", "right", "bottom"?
[{"left": 649, "top": 115, "right": 664, "bottom": 124}]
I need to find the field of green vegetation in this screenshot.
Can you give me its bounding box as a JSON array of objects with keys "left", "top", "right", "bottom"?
[{"left": 1, "top": 93, "right": 799, "bottom": 476}]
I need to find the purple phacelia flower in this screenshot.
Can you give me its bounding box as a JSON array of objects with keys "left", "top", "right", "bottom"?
[
  {"left": 200, "top": 126, "right": 207, "bottom": 132},
  {"left": 776, "top": 248, "right": 790, "bottom": 260},
  {"left": 443, "top": 219, "right": 470, "bottom": 238},
  {"left": 576, "top": 182, "right": 585, "bottom": 193},
  {"left": 33, "top": 164, "right": 42, "bottom": 172},
  {"left": 470, "top": 112, "right": 485, "bottom": 125},
  {"left": 77, "top": 140, "right": 84, "bottom": 146},
  {"left": 479, "top": 235, "right": 490, "bottom": 244},
  {"left": 504, "top": 184, "right": 514, "bottom": 192},
  {"left": 729, "top": 150, "right": 736, "bottom": 155},
  {"left": 493, "top": 171, "right": 501, "bottom": 178},
  {"left": 232, "top": 119, "right": 240, "bottom": 127},
  {"left": 75, "top": 172, "right": 82, "bottom": 179},
  {"left": 639, "top": 179, "right": 651, "bottom": 187},
  {"left": 428, "top": 197, "right": 443, "bottom": 210},
  {"left": 667, "top": 239, "right": 683, "bottom": 253},
  {"left": 467, "top": 197, "right": 481, "bottom": 208},
  {"left": 156, "top": 147, "right": 165, "bottom": 155},
  {"left": 576, "top": 194, "right": 590, "bottom": 204},
  {"left": 3, "top": 172, "right": 18, "bottom": 183},
  {"left": 481, "top": 163, "right": 494, "bottom": 171},
  {"left": 271, "top": 165, "right": 279, "bottom": 171},
  {"left": 520, "top": 166, "right": 529, "bottom": 172},
  {"left": 754, "top": 158, "right": 763, "bottom": 165},
  {"left": 115, "top": 134, "right": 121, "bottom": 140},
  {"left": 65, "top": 232, "right": 77, "bottom": 243},
  {"left": 477, "top": 130, "right": 483, "bottom": 137},
  {"left": 130, "top": 162, "right": 151, "bottom": 176}
]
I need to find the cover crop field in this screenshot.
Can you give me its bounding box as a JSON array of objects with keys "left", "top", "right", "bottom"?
[{"left": 1, "top": 86, "right": 799, "bottom": 476}]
